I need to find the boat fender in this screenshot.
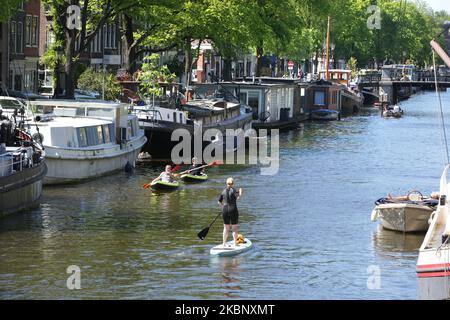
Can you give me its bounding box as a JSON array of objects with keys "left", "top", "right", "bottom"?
[
  {"left": 124, "top": 161, "right": 133, "bottom": 173},
  {"left": 370, "top": 209, "right": 378, "bottom": 222},
  {"left": 428, "top": 211, "right": 436, "bottom": 225}
]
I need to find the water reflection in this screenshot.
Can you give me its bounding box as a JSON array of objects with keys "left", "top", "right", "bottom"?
[
  {"left": 372, "top": 226, "right": 424, "bottom": 257},
  {"left": 210, "top": 256, "right": 243, "bottom": 299}
]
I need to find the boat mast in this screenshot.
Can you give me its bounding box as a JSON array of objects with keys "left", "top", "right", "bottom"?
[{"left": 325, "top": 16, "right": 331, "bottom": 81}]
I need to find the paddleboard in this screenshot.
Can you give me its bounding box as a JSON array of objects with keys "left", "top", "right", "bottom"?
[
  {"left": 151, "top": 180, "right": 179, "bottom": 190},
  {"left": 180, "top": 173, "right": 208, "bottom": 182},
  {"left": 210, "top": 238, "right": 253, "bottom": 257}
]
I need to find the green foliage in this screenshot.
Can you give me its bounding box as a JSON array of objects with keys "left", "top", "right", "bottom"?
[
  {"left": 77, "top": 67, "right": 121, "bottom": 101},
  {"left": 0, "top": 0, "right": 23, "bottom": 22},
  {"left": 137, "top": 54, "right": 176, "bottom": 97},
  {"left": 347, "top": 57, "right": 358, "bottom": 79}
]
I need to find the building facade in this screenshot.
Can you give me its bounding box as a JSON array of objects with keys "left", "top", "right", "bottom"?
[{"left": 7, "top": 0, "right": 41, "bottom": 93}]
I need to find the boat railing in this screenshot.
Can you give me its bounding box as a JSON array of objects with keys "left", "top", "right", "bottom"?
[
  {"left": 0, "top": 149, "right": 36, "bottom": 178},
  {"left": 133, "top": 107, "right": 163, "bottom": 123}
]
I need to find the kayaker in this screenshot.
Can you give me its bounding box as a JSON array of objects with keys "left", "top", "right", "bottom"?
[
  {"left": 189, "top": 157, "right": 204, "bottom": 176},
  {"left": 152, "top": 165, "right": 179, "bottom": 184},
  {"left": 218, "top": 177, "right": 243, "bottom": 247}
]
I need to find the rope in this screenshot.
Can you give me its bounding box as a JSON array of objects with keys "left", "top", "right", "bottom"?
[{"left": 433, "top": 51, "right": 450, "bottom": 166}]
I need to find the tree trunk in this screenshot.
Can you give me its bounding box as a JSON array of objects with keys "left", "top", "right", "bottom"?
[
  {"left": 222, "top": 58, "right": 232, "bottom": 81},
  {"left": 256, "top": 45, "right": 263, "bottom": 77},
  {"left": 183, "top": 38, "right": 192, "bottom": 89},
  {"left": 314, "top": 50, "right": 319, "bottom": 75},
  {"left": 64, "top": 28, "right": 76, "bottom": 99},
  {"left": 123, "top": 14, "right": 136, "bottom": 74}
]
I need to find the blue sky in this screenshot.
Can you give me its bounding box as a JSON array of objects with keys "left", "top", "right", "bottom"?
[{"left": 422, "top": 0, "right": 450, "bottom": 12}]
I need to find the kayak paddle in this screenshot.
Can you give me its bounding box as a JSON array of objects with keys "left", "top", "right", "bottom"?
[
  {"left": 197, "top": 212, "right": 221, "bottom": 240},
  {"left": 179, "top": 160, "right": 223, "bottom": 175},
  {"left": 143, "top": 165, "right": 181, "bottom": 189}
]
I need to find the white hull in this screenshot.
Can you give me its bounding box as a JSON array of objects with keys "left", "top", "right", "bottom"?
[
  {"left": 372, "top": 203, "right": 433, "bottom": 232},
  {"left": 43, "top": 135, "right": 147, "bottom": 184},
  {"left": 417, "top": 165, "right": 450, "bottom": 299}
]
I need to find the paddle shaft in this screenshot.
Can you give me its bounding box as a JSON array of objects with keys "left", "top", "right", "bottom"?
[
  {"left": 180, "top": 162, "right": 215, "bottom": 175},
  {"left": 209, "top": 212, "right": 221, "bottom": 228}
]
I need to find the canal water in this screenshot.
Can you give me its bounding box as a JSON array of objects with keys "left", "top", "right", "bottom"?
[{"left": 1, "top": 90, "right": 449, "bottom": 299}]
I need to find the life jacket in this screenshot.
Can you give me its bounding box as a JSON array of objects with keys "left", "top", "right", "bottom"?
[{"left": 236, "top": 234, "right": 245, "bottom": 244}]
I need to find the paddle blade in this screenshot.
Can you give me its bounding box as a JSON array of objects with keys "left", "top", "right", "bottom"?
[
  {"left": 210, "top": 160, "right": 223, "bottom": 166},
  {"left": 197, "top": 227, "right": 210, "bottom": 240},
  {"left": 143, "top": 183, "right": 151, "bottom": 189},
  {"left": 172, "top": 165, "right": 182, "bottom": 172}
]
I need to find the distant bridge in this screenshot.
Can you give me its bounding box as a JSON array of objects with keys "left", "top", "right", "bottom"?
[{"left": 358, "top": 77, "right": 450, "bottom": 103}]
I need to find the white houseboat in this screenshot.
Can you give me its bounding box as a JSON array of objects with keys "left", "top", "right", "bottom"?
[{"left": 25, "top": 100, "right": 146, "bottom": 185}]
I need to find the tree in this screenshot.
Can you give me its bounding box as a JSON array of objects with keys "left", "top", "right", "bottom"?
[
  {"left": 77, "top": 67, "right": 121, "bottom": 101},
  {"left": 43, "top": 0, "right": 145, "bottom": 99},
  {"left": 0, "top": 0, "right": 23, "bottom": 22},
  {"left": 137, "top": 53, "right": 176, "bottom": 97}
]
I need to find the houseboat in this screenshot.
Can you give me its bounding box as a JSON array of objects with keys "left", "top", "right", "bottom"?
[
  {"left": 25, "top": 100, "right": 147, "bottom": 185},
  {"left": 306, "top": 79, "right": 342, "bottom": 121},
  {"left": 135, "top": 83, "right": 253, "bottom": 162},
  {"left": 0, "top": 109, "right": 47, "bottom": 217},
  {"left": 220, "top": 77, "right": 309, "bottom": 131},
  {"left": 319, "top": 69, "right": 364, "bottom": 114}
]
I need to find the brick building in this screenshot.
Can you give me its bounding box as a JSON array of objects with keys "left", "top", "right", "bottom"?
[{"left": 7, "top": 0, "right": 41, "bottom": 93}]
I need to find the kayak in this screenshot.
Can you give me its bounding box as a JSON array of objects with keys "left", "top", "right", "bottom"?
[
  {"left": 150, "top": 180, "right": 179, "bottom": 190},
  {"left": 180, "top": 173, "right": 208, "bottom": 182},
  {"left": 210, "top": 238, "right": 253, "bottom": 257}
]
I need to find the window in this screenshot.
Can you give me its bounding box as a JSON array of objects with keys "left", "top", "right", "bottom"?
[
  {"left": 239, "top": 92, "right": 247, "bottom": 104},
  {"left": 26, "top": 15, "right": 31, "bottom": 46},
  {"left": 10, "top": 21, "right": 16, "bottom": 54},
  {"left": 77, "top": 128, "right": 88, "bottom": 147},
  {"left": 97, "top": 126, "right": 104, "bottom": 144},
  {"left": 104, "top": 24, "right": 117, "bottom": 49},
  {"left": 91, "top": 32, "right": 101, "bottom": 53},
  {"left": 14, "top": 74, "right": 22, "bottom": 91},
  {"left": 31, "top": 16, "right": 38, "bottom": 46},
  {"left": 314, "top": 90, "right": 326, "bottom": 106},
  {"left": 17, "top": 22, "right": 23, "bottom": 53},
  {"left": 108, "top": 124, "right": 115, "bottom": 142},
  {"left": 246, "top": 61, "right": 252, "bottom": 77},
  {"left": 102, "top": 125, "right": 110, "bottom": 143},
  {"left": 8, "top": 70, "right": 13, "bottom": 89},
  {"left": 87, "top": 127, "right": 99, "bottom": 146},
  {"left": 248, "top": 91, "right": 260, "bottom": 120},
  {"left": 25, "top": 70, "right": 35, "bottom": 92}
]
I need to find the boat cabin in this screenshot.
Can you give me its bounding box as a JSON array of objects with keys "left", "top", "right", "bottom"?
[
  {"left": 319, "top": 69, "right": 352, "bottom": 86},
  {"left": 26, "top": 100, "right": 141, "bottom": 149},
  {"left": 306, "top": 80, "right": 342, "bottom": 114},
  {"left": 204, "top": 78, "right": 308, "bottom": 128}
]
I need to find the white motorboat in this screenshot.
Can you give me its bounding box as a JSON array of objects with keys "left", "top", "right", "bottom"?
[
  {"left": 383, "top": 105, "right": 403, "bottom": 118},
  {"left": 25, "top": 100, "right": 147, "bottom": 185},
  {"left": 416, "top": 39, "right": 450, "bottom": 300},
  {"left": 371, "top": 192, "right": 437, "bottom": 232},
  {"left": 416, "top": 165, "right": 450, "bottom": 299}
]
